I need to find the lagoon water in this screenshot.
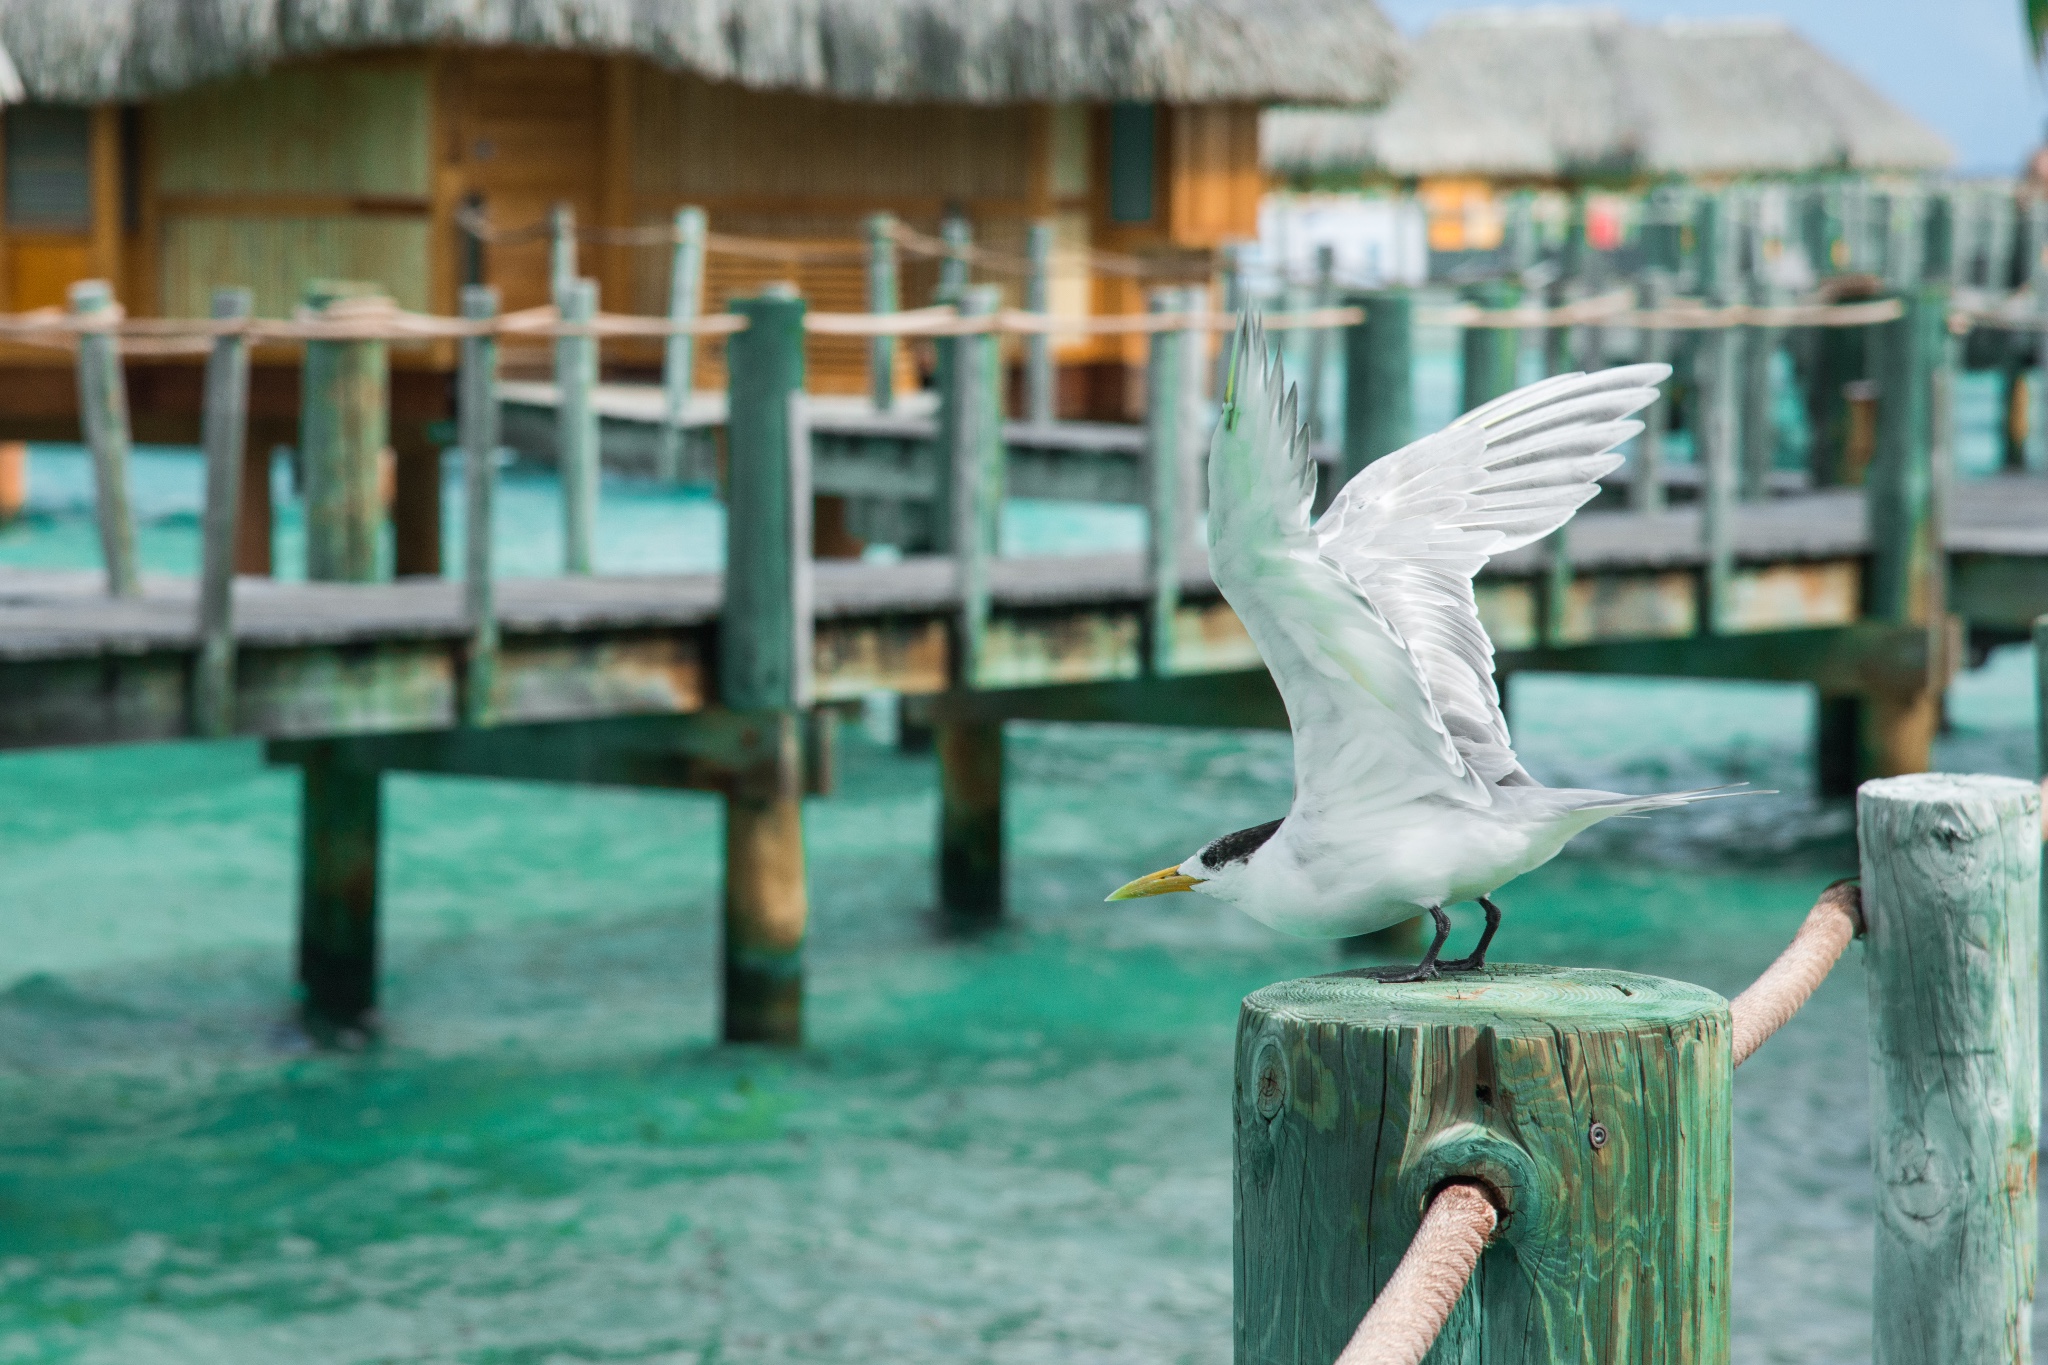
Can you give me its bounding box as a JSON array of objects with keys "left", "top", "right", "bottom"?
[{"left": 0, "top": 362, "right": 2043, "bottom": 1362}]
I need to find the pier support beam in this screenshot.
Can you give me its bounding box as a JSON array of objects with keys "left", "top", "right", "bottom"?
[
  {"left": 937, "top": 718, "right": 1004, "bottom": 927},
  {"left": 296, "top": 742, "right": 381, "bottom": 1032},
  {"left": 720, "top": 287, "right": 813, "bottom": 1045},
  {"left": 1235, "top": 966, "right": 1732, "bottom": 1361}
]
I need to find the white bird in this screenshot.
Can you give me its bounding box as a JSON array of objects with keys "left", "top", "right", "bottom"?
[{"left": 1107, "top": 321, "right": 1755, "bottom": 980}]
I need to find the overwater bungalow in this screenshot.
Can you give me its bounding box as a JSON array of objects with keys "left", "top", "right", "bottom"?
[
  {"left": 0, "top": 0, "right": 1402, "bottom": 460},
  {"left": 1262, "top": 9, "right": 1951, "bottom": 254}
]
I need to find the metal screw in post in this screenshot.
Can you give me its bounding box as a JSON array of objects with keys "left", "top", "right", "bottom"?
[{"left": 1588, "top": 1120, "right": 1609, "bottom": 1150}]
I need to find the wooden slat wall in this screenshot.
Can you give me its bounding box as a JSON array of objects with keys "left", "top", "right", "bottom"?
[
  {"left": 1166, "top": 104, "right": 1260, "bottom": 246},
  {"left": 149, "top": 56, "right": 433, "bottom": 320}
]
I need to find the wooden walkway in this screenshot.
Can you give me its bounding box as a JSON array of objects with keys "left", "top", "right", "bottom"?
[{"left": 7, "top": 475, "right": 2041, "bottom": 751}]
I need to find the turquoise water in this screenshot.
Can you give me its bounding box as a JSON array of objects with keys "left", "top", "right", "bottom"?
[{"left": 2, "top": 361, "right": 2045, "bottom": 1362}]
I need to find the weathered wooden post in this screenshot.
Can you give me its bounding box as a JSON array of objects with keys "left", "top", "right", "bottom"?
[
  {"left": 297, "top": 740, "right": 382, "bottom": 1034},
  {"left": 1740, "top": 222, "right": 1781, "bottom": 503},
  {"left": 556, "top": 276, "right": 600, "bottom": 573},
  {"left": 1544, "top": 191, "right": 1588, "bottom": 376},
  {"left": 657, "top": 206, "right": 706, "bottom": 482},
  {"left": 938, "top": 212, "right": 971, "bottom": 305},
  {"left": 1697, "top": 318, "right": 1740, "bottom": 636},
  {"left": 721, "top": 285, "right": 812, "bottom": 1043},
  {"left": 1144, "top": 287, "right": 1186, "bottom": 677},
  {"left": 1341, "top": 288, "right": 1412, "bottom": 485},
  {"left": 459, "top": 285, "right": 501, "bottom": 728},
  {"left": 2033, "top": 199, "right": 2048, "bottom": 473},
  {"left": 1303, "top": 243, "right": 1336, "bottom": 439},
  {"left": 1235, "top": 966, "right": 1732, "bottom": 1361},
  {"left": 934, "top": 284, "right": 1005, "bottom": 927},
  {"left": 1460, "top": 282, "right": 1518, "bottom": 414},
  {"left": 549, "top": 202, "right": 576, "bottom": 304},
  {"left": 194, "top": 286, "right": 252, "bottom": 738},
  {"left": 1024, "top": 219, "right": 1056, "bottom": 425},
  {"left": 1859, "top": 773, "right": 2039, "bottom": 1365},
  {"left": 865, "top": 212, "right": 899, "bottom": 412},
  {"left": 1631, "top": 269, "right": 1672, "bottom": 513},
  {"left": 68, "top": 280, "right": 140, "bottom": 597},
  {"left": 300, "top": 280, "right": 390, "bottom": 583}
]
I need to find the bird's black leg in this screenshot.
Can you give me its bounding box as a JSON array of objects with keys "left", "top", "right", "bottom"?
[
  {"left": 1441, "top": 896, "right": 1503, "bottom": 974},
  {"left": 1367, "top": 905, "right": 1451, "bottom": 983}
]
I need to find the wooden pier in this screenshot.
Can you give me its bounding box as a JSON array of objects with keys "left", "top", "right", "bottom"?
[{"left": 0, "top": 220, "right": 2034, "bottom": 1041}]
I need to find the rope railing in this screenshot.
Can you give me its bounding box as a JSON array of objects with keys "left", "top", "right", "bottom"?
[
  {"left": 1339, "top": 878, "right": 1864, "bottom": 1365},
  {"left": 0, "top": 301, "right": 1364, "bottom": 349},
  {"left": 1418, "top": 291, "right": 1906, "bottom": 331}
]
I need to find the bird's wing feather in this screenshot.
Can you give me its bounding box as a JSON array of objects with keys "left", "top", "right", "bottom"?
[
  {"left": 1314, "top": 362, "right": 1671, "bottom": 784},
  {"left": 1208, "top": 321, "right": 1486, "bottom": 819}
]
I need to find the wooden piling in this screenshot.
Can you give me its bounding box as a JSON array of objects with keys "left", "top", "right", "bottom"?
[
  {"left": 938, "top": 213, "right": 971, "bottom": 305},
  {"left": 937, "top": 284, "right": 1003, "bottom": 688},
  {"left": 68, "top": 280, "right": 139, "bottom": 597},
  {"left": 297, "top": 741, "right": 382, "bottom": 1032},
  {"left": 657, "top": 206, "right": 706, "bottom": 482},
  {"left": 1740, "top": 252, "right": 1780, "bottom": 502},
  {"left": 1859, "top": 773, "right": 2039, "bottom": 1365},
  {"left": 1460, "top": 281, "right": 1518, "bottom": 414},
  {"left": 300, "top": 280, "right": 390, "bottom": 583},
  {"left": 1024, "top": 220, "right": 1056, "bottom": 425},
  {"left": 721, "top": 287, "right": 812, "bottom": 1044},
  {"left": 194, "top": 287, "right": 252, "bottom": 739},
  {"left": 865, "top": 212, "right": 899, "bottom": 412},
  {"left": 1866, "top": 283, "right": 1945, "bottom": 771},
  {"left": 459, "top": 285, "right": 501, "bottom": 727},
  {"left": 1341, "top": 289, "right": 1412, "bottom": 484},
  {"left": 1302, "top": 244, "right": 1336, "bottom": 439},
  {"left": 1144, "top": 287, "right": 1186, "bottom": 677},
  {"left": 548, "top": 202, "right": 576, "bottom": 304},
  {"left": 1630, "top": 270, "right": 1671, "bottom": 513},
  {"left": 1235, "top": 966, "right": 1732, "bottom": 1362},
  {"left": 1697, "top": 324, "right": 1740, "bottom": 634},
  {"left": 557, "top": 276, "right": 600, "bottom": 573},
  {"left": 937, "top": 717, "right": 1004, "bottom": 928}
]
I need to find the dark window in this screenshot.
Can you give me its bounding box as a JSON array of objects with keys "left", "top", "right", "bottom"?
[
  {"left": 6, "top": 105, "right": 92, "bottom": 230},
  {"left": 1107, "top": 102, "right": 1156, "bottom": 224}
]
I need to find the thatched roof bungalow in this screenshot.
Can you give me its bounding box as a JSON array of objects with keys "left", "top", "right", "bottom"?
[
  {"left": 0, "top": 0, "right": 1403, "bottom": 405},
  {"left": 1263, "top": 9, "right": 1952, "bottom": 189}
]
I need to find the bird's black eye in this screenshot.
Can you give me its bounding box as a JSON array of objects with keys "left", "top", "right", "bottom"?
[{"left": 1199, "top": 818, "right": 1283, "bottom": 871}]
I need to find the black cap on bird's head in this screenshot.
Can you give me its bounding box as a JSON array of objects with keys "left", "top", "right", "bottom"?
[{"left": 1105, "top": 818, "right": 1283, "bottom": 901}]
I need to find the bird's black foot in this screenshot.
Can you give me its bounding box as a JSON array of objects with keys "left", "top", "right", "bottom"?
[
  {"left": 1363, "top": 905, "right": 1452, "bottom": 983},
  {"left": 1440, "top": 896, "right": 1503, "bottom": 974}
]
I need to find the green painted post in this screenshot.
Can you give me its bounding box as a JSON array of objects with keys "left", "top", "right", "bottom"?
[
  {"left": 556, "top": 277, "right": 599, "bottom": 573},
  {"left": 68, "top": 280, "right": 139, "bottom": 598},
  {"left": 300, "top": 280, "right": 389, "bottom": 583},
  {"left": 1545, "top": 191, "right": 1588, "bottom": 375},
  {"left": 549, "top": 202, "right": 576, "bottom": 304},
  {"left": 1235, "top": 966, "right": 1732, "bottom": 1362},
  {"left": 1693, "top": 192, "right": 1725, "bottom": 303},
  {"left": 1303, "top": 243, "right": 1336, "bottom": 439},
  {"left": 459, "top": 285, "right": 501, "bottom": 728},
  {"left": 1859, "top": 773, "right": 2040, "bottom": 1365},
  {"left": 721, "top": 285, "right": 812, "bottom": 1043},
  {"left": 935, "top": 284, "right": 1005, "bottom": 927},
  {"left": 1460, "top": 281, "right": 1519, "bottom": 413},
  {"left": 297, "top": 742, "right": 381, "bottom": 1034},
  {"left": 1144, "top": 288, "right": 1185, "bottom": 678},
  {"left": 194, "top": 287, "right": 252, "bottom": 738},
  {"left": 1631, "top": 270, "right": 1671, "bottom": 513},
  {"left": 657, "top": 206, "right": 706, "bottom": 482},
  {"left": 1921, "top": 192, "right": 1955, "bottom": 287},
  {"left": 936, "top": 284, "right": 1003, "bottom": 687},
  {"left": 865, "top": 212, "right": 899, "bottom": 412},
  {"left": 1024, "top": 220, "right": 1056, "bottom": 425},
  {"left": 937, "top": 213, "right": 971, "bottom": 305},
  {"left": 1341, "top": 289, "right": 1412, "bottom": 485},
  {"left": 1697, "top": 323, "right": 1739, "bottom": 635},
  {"left": 1740, "top": 265, "right": 1780, "bottom": 503}
]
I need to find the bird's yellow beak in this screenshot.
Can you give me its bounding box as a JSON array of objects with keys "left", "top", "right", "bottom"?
[{"left": 1106, "top": 865, "right": 1206, "bottom": 901}]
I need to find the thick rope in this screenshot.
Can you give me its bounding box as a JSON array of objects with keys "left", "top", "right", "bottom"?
[
  {"left": 1728, "top": 881, "right": 1865, "bottom": 1068},
  {"left": 1334, "top": 1182, "right": 1499, "bottom": 1365}
]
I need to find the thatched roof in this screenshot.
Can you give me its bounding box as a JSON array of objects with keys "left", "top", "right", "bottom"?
[
  {"left": 1263, "top": 8, "right": 1952, "bottom": 183},
  {"left": 0, "top": 0, "right": 1404, "bottom": 107}
]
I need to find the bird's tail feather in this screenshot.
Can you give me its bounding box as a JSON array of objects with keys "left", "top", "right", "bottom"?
[{"left": 1570, "top": 783, "right": 1772, "bottom": 815}]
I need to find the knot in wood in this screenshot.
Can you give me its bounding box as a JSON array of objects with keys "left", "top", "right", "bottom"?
[{"left": 1254, "top": 1041, "right": 1286, "bottom": 1120}]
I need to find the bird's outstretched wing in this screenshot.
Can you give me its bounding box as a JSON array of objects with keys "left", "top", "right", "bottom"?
[
  {"left": 1208, "top": 321, "right": 1485, "bottom": 819},
  {"left": 1315, "top": 362, "right": 1671, "bottom": 784}
]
